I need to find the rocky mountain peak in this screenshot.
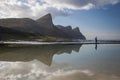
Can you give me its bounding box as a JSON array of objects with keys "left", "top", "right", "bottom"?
[
  {"left": 56, "top": 25, "right": 64, "bottom": 29},
  {"left": 36, "top": 13, "right": 54, "bottom": 28},
  {"left": 65, "top": 26, "right": 72, "bottom": 30},
  {"left": 73, "top": 27, "right": 80, "bottom": 33}
]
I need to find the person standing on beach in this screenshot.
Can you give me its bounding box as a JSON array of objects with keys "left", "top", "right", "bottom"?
[
  {"left": 95, "top": 36, "right": 97, "bottom": 44},
  {"left": 95, "top": 37, "right": 98, "bottom": 50}
]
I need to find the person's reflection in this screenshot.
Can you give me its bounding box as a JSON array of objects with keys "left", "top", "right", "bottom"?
[{"left": 95, "top": 43, "right": 97, "bottom": 50}]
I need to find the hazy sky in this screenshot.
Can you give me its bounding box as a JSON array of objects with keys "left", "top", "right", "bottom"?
[{"left": 0, "top": 0, "right": 120, "bottom": 40}]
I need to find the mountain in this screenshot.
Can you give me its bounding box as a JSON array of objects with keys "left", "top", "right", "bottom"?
[
  {"left": 0, "top": 18, "right": 44, "bottom": 36},
  {"left": 0, "top": 13, "right": 86, "bottom": 41},
  {"left": 56, "top": 25, "right": 86, "bottom": 39},
  {"left": 36, "top": 14, "right": 70, "bottom": 38},
  {"left": 72, "top": 27, "right": 86, "bottom": 39},
  {"left": 36, "top": 13, "right": 54, "bottom": 29},
  {"left": 0, "top": 26, "right": 36, "bottom": 40}
]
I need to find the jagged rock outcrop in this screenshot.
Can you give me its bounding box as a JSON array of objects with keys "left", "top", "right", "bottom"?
[
  {"left": 36, "top": 13, "right": 54, "bottom": 29},
  {"left": 72, "top": 27, "right": 86, "bottom": 39},
  {"left": 73, "top": 27, "right": 80, "bottom": 32},
  {"left": 36, "top": 14, "right": 69, "bottom": 38},
  {"left": 0, "top": 13, "right": 86, "bottom": 40},
  {"left": 56, "top": 25, "right": 86, "bottom": 39}
]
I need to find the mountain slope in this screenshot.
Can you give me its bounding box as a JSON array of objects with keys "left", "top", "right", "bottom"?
[
  {"left": 0, "top": 18, "right": 44, "bottom": 36},
  {"left": 56, "top": 25, "right": 86, "bottom": 39},
  {"left": 36, "top": 13, "right": 54, "bottom": 29},
  {"left": 0, "top": 26, "right": 36, "bottom": 40},
  {"left": 36, "top": 14, "right": 70, "bottom": 38}
]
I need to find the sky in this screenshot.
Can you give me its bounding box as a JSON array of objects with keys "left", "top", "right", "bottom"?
[{"left": 0, "top": 0, "right": 120, "bottom": 40}]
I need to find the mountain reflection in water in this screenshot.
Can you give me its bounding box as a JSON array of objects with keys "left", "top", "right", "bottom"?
[
  {"left": 0, "top": 44, "right": 82, "bottom": 66},
  {"left": 0, "top": 44, "right": 120, "bottom": 80}
]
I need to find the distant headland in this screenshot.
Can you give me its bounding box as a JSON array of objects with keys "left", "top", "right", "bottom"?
[{"left": 0, "top": 13, "right": 86, "bottom": 41}]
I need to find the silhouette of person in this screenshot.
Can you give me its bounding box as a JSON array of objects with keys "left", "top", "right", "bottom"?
[
  {"left": 95, "top": 36, "right": 98, "bottom": 50},
  {"left": 95, "top": 36, "right": 97, "bottom": 44}
]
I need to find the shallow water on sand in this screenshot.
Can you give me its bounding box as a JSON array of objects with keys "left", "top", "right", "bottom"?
[{"left": 0, "top": 44, "right": 120, "bottom": 80}]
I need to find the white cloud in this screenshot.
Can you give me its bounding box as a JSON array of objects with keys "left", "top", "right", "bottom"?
[
  {"left": 43, "top": 0, "right": 95, "bottom": 10},
  {"left": 43, "top": 0, "right": 120, "bottom": 9},
  {"left": 0, "top": 60, "right": 120, "bottom": 80},
  {"left": 0, "top": 0, "right": 120, "bottom": 19},
  {"left": 0, "top": 0, "right": 69, "bottom": 19}
]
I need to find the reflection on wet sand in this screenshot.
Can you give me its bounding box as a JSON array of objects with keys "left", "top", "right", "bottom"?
[
  {"left": 0, "top": 44, "right": 82, "bottom": 66},
  {"left": 0, "top": 44, "right": 120, "bottom": 80},
  {"left": 0, "top": 59, "right": 119, "bottom": 80}
]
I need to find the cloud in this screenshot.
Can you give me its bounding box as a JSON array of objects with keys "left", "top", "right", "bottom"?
[
  {"left": 43, "top": 0, "right": 95, "bottom": 10},
  {"left": 0, "top": 0, "right": 120, "bottom": 19},
  {"left": 0, "top": 0, "right": 70, "bottom": 19},
  {"left": 0, "top": 60, "right": 120, "bottom": 80},
  {"left": 43, "top": 0, "right": 120, "bottom": 10}
]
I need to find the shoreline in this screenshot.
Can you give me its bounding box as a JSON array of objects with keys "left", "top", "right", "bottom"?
[{"left": 0, "top": 40, "right": 120, "bottom": 45}]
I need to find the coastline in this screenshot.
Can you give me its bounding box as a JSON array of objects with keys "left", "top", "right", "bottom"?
[{"left": 0, "top": 40, "right": 120, "bottom": 45}]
